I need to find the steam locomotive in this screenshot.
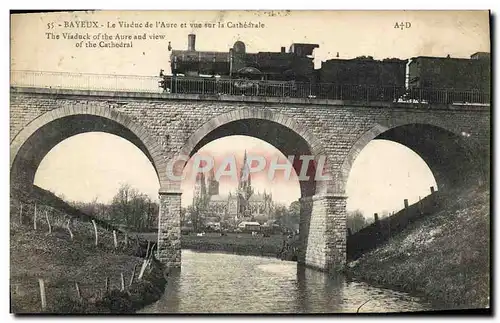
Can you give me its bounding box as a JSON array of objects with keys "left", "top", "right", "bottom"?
[
  {"left": 159, "top": 34, "right": 490, "bottom": 104},
  {"left": 170, "top": 34, "right": 318, "bottom": 81}
]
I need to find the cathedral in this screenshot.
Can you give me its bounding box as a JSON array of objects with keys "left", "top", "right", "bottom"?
[{"left": 192, "top": 152, "right": 274, "bottom": 221}]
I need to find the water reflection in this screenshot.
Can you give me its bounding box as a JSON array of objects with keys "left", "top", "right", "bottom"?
[
  {"left": 141, "top": 250, "right": 431, "bottom": 314},
  {"left": 295, "top": 265, "right": 345, "bottom": 313}
]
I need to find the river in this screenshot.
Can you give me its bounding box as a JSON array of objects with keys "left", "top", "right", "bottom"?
[{"left": 141, "top": 250, "right": 432, "bottom": 314}]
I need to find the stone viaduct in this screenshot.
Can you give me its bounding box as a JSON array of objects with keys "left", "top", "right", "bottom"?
[{"left": 10, "top": 86, "right": 490, "bottom": 272}]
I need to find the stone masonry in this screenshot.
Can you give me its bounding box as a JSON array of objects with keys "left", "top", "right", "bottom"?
[
  {"left": 10, "top": 87, "right": 491, "bottom": 272},
  {"left": 299, "top": 195, "right": 347, "bottom": 272},
  {"left": 157, "top": 191, "right": 182, "bottom": 268}
]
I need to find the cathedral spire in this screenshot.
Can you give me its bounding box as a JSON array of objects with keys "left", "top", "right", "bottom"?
[
  {"left": 239, "top": 150, "right": 251, "bottom": 186},
  {"left": 208, "top": 167, "right": 215, "bottom": 181}
]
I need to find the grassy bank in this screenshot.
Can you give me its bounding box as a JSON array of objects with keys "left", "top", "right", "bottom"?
[
  {"left": 139, "top": 232, "right": 299, "bottom": 260},
  {"left": 346, "top": 185, "right": 490, "bottom": 309},
  {"left": 10, "top": 186, "right": 167, "bottom": 313}
]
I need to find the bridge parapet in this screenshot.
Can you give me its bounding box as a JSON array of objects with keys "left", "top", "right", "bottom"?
[
  {"left": 11, "top": 70, "right": 163, "bottom": 94},
  {"left": 11, "top": 70, "right": 491, "bottom": 107},
  {"left": 10, "top": 86, "right": 490, "bottom": 112}
]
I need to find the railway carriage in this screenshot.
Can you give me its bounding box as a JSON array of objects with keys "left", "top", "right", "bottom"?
[
  {"left": 160, "top": 34, "right": 490, "bottom": 104},
  {"left": 317, "top": 56, "right": 407, "bottom": 101},
  {"left": 407, "top": 53, "right": 491, "bottom": 103}
]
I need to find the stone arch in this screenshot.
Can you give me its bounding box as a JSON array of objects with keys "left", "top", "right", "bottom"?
[
  {"left": 10, "top": 105, "right": 166, "bottom": 187},
  {"left": 167, "top": 107, "right": 333, "bottom": 197},
  {"left": 179, "top": 108, "right": 326, "bottom": 158},
  {"left": 340, "top": 122, "right": 485, "bottom": 195}
]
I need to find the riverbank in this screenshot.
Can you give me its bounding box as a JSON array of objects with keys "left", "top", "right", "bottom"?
[
  {"left": 183, "top": 233, "right": 287, "bottom": 257},
  {"left": 10, "top": 185, "right": 167, "bottom": 313},
  {"left": 345, "top": 185, "right": 490, "bottom": 310},
  {"left": 138, "top": 232, "right": 299, "bottom": 260}
]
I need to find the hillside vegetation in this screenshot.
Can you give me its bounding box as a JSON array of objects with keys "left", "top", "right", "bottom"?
[
  {"left": 10, "top": 184, "right": 166, "bottom": 313},
  {"left": 347, "top": 185, "right": 490, "bottom": 309}
]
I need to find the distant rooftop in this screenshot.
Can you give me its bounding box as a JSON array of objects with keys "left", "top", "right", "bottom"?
[{"left": 239, "top": 221, "right": 261, "bottom": 226}]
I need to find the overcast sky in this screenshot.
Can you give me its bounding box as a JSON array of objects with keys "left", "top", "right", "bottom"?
[{"left": 12, "top": 10, "right": 489, "bottom": 217}]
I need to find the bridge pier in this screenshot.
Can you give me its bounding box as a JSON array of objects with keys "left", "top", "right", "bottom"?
[
  {"left": 299, "top": 194, "right": 347, "bottom": 272},
  {"left": 157, "top": 190, "right": 182, "bottom": 269}
]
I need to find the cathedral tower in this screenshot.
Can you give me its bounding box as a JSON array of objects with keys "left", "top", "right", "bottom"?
[
  {"left": 193, "top": 172, "right": 207, "bottom": 205},
  {"left": 207, "top": 168, "right": 219, "bottom": 196}
]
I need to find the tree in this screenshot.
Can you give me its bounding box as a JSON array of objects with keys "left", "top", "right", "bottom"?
[
  {"left": 272, "top": 203, "right": 288, "bottom": 223},
  {"left": 70, "top": 197, "right": 110, "bottom": 220},
  {"left": 145, "top": 196, "right": 159, "bottom": 230},
  {"left": 347, "top": 209, "right": 367, "bottom": 233},
  {"left": 108, "top": 183, "right": 159, "bottom": 232},
  {"left": 109, "top": 183, "right": 135, "bottom": 227},
  {"left": 180, "top": 207, "right": 188, "bottom": 225},
  {"left": 69, "top": 184, "right": 159, "bottom": 232},
  {"left": 188, "top": 194, "right": 207, "bottom": 232},
  {"left": 288, "top": 201, "right": 300, "bottom": 223}
]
